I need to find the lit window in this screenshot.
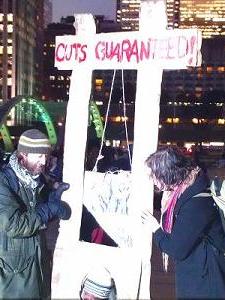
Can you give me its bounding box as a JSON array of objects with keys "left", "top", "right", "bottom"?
[
  {"left": 172, "top": 118, "right": 180, "bottom": 124},
  {"left": 217, "top": 67, "right": 225, "bottom": 72},
  {"left": 7, "top": 14, "right": 13, "bottom": 22},
  {"left": 166, "top": 118, "right": 172, "bottom": 123},
  {"left": 199, "top": 119, "right": 207, "bottom": 124},
  {"left": 195, "top": 87, "right": 202, "bottom": 92},
  {"left": 95, "top": 79, "right": 103, "bottom": 85},
  {"left": 121, "top": 116, "right": 129, "bottom": 122},
  {"left": 105, "top": 140, "right": 111, "bottom": 146},
  {"left": 112, "top": 140, "right": 120, "bottom": 147},
  {"left": 218, "top": 119, "right": 225, "bottom": 125},
  {"left": 7, "top": 24, "right": 13, "bottom": 33},
  {"left": 95, "top": 101, "right": 103, "bottom": 106},
  {"left": 7, "top": 46, "right": 12, "bottom": 54},
  {"left": 114, "top": 116, "right": 121, "bottom": 122}
]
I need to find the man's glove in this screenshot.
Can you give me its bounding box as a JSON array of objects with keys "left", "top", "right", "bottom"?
[{"left": 36, "top": 182, "right": 71, "bottom": 224}]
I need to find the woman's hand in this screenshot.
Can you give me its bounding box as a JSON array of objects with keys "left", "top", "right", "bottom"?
[{"left": 141, "top": 209, "right": 161, "bottom": 233}]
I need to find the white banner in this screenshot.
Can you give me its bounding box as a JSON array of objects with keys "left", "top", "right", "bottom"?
[{"left": 55, "top": 29, "right": 202, "bottom": 70}]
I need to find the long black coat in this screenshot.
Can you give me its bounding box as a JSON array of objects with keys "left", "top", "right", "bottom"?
[
  {"left": 0, "top": 167, "right": 47, "bottom": 299},
  {"left": 154, "top": 172, "right": 225, "bottom": 299}
]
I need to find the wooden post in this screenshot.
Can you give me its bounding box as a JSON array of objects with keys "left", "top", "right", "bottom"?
[
  {"left": 131, "top": 1, "right": 168, "bottom": 298},
  {"left": 51, "top": 1, "right": 202, "bottom": 298}
]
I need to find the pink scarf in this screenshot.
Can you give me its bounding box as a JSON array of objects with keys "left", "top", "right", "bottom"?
[
  {"left": 162, "top": 167, "right": 200, "bottom": 233},
  {"left": 163, "top": 185, "right": 183, "bottom": 233}
]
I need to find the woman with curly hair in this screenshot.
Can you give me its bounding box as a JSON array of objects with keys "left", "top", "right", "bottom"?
[{"left": 142, "top": 146, "right": 225, "bottom": 299}]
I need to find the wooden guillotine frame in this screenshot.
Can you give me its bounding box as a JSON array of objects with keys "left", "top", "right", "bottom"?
[{"left": 51, "top": 0, "right": 202, "bottom": 298}]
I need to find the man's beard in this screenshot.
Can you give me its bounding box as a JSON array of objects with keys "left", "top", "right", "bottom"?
[{"left": 21, "top": 158, "right": 44, "bottom": 176}]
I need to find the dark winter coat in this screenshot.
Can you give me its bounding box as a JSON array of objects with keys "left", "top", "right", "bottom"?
[
  {"left": 154, "top": 172, "right": 225, "bottom": 299},
  {"left": 0, "top": 166, "right": 46, "bottom": 299}
]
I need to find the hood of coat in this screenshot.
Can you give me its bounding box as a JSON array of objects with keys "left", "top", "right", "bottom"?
[{"left": 174, "top": 171, "right": 210, "bottom": 214}]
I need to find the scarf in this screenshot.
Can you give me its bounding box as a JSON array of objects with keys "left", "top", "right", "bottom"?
[
  {"left": 163, "top": 184, "right": 183, "bottom": 233},
  {"left": 161, "top": 167, "right": 200, "bottom": 271},
  {"left": 9, "top": 151, "right": 39, "bottom": 190},
  {"left": 161, "top": 167, "right": 200, "bottom": 233}
]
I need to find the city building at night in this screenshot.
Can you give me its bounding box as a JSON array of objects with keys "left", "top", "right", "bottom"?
[
  {"left": 106, "top": 1, "right": 225, "bottom": 146},
  {"left": 162, "top": 37, "right": 225, "bottom": 101},
  {"left": 178, "top": 0, "right": 225, "bottom": 39},
  {"left": 44, "top": 0, "right": 53, "bottom": 28},
  {"left": 116, "top": 0, "right": 140, "bottom": 31},
  {"left": 116, "top": 0, "right": 225, "bottom": 38},
  {"left": 42, "top": 18, "right": 74, "bottom": 101},
  {"left": 115, "top": 0, "right": 225, "bottom": 103},
  {"left": 0, "top": 0, "right": 48, "bottom": 102},
  {"left": 1, "top": 1, "right": 224, "bottom": 150},
  {"left": 166, "top": 0, "right": 180, "bottom": 28},
  {"left": 115, "top": 0, "right": 225, "bottom": 118},
  {"left": 42, "top": 15, "right": 120, "bottom": 102}
]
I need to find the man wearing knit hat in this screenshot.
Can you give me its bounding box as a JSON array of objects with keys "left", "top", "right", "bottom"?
[
  {"left": 0, "top": 129, "right": 71, "bottom": 299},
  {"left": 80, "top": 266, "right": 117, "bottom": 300}
]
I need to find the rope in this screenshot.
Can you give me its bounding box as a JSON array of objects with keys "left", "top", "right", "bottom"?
[
  {"left": 92, "top": 70, "right": 117, "bottom": 171},
  {"left": 121, "top": 70, "right": 132, "bottom": 167},
  {"left": 92, "top": 69, "right": 132, "bottom": 171}
]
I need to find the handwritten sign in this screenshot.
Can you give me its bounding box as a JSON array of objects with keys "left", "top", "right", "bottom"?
[{"left": 55, "top": 29, "right": 201, "bottom": 70}]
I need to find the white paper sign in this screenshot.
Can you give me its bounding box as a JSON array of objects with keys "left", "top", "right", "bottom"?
[{"left": 55, "top": 29, "right": 202, "bottom": 70}]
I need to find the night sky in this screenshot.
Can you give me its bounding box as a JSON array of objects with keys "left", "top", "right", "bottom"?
[{"left": 52, "top": 0, "right": 116, "bottom": 22}]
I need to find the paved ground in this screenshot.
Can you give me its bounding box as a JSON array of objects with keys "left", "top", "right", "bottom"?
[
  {"left": 151, "top": 241, "right": 175, "bottom": 300},
  {"left": 150, "top": 210, "right": 175, "bottom": 300}
]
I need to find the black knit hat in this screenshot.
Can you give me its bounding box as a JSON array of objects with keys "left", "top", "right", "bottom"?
[{"left": 17, "top": 129, "right": 51, "bottom": 154}]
